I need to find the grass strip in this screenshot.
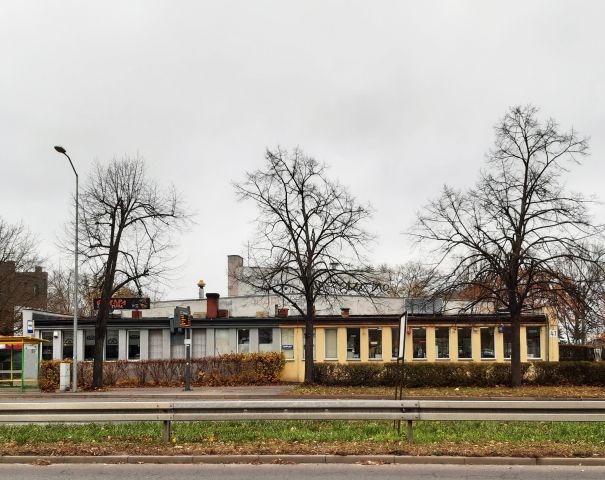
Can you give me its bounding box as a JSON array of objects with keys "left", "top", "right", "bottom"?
[{"left": 1, "top": 420, "right": 604, "bottom": 445}]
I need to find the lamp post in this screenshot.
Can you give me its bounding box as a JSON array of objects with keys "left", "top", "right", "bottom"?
[{"left": 54, "top": 145, "right": 79, "bottom": 393}]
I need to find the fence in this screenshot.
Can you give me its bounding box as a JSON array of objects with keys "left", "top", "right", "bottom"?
[{"left": 0, "top": 399, "right": 603, "bottom": 442}]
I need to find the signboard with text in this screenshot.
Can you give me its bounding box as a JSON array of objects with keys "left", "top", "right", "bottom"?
[{"left": 94, "top": 297, "right": 150, "bottom": 310}]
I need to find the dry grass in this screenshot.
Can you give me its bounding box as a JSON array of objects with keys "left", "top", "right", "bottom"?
[{"left": 288, "top": 385, "right": 605, "bottom": 398}]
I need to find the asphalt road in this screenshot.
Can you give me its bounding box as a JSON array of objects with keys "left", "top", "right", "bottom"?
[{"left": 1, "top": 464, "right": 605, "bottom": 480}]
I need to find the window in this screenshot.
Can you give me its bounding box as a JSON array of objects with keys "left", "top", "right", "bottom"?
[
  {"left": 412, "top": 328, "right": 426, "bottom": 359},
  {"left": 62, "top": 331, "right": 73, "bottom": 360},
  {"left": 435, "top": 327, "right": 449, "bottom": 359},
  {"left": 237, "top": 329, "right": 250, "bottom": 353},
  {"left": 215, "top": 328, "right": 230, "bottom": 355},
  {"left": 84, "top": 330, "right": 95, "bottom": 360},
  {"left": 368, "top": 328, "right": 382, "bottom": 360},
  {"left": 302, "top": 329, "right": 316, "bottom": 360},
  {"left": 128, "top": 331, "right": 140, "bottom": 360},
  {"left": 503, "top": 326, "right": 512, "bottom": 359},
  {"left": 259, "top": 328, "right": 273, "bottom": 353},
  {"left": 391, "top": 327, "right": 400, "bottom": 359},
  {"left": 346, "top": 328, "right": 360, "bottom": 360},
  {"left": 105, "top": 330, "right": 119, "bottom": 360},
  {"left": 149, "top": 329, "right": 164, "bottom": 359},
  {"left": 527, "top": 327, "right": 541, "bottom": 359},
  {"left": 281, "top": 328, "right": 294, "bottom": 360},
  {"left": 324, "top": 328, "right": 338, "bottom": 359},
  {"left": 457, "top": 327, "right": 472, "bottom": 359},
  {"left": 41, "top": 331, "right": 53, "bottom": 360},
  {"left": 480, "top": 327, "right": 495, "bottom": 359},
  {"left": 171, "top": 331, "right": 185, "bottom": 359}
]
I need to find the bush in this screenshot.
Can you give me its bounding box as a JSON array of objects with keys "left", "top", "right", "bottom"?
[
  {"left": 314, "top": 361, "right": 604, "bottom": 387},
  {"left": 195, "top": 353, "right": 286, "bottom": 386},
  {"left": 39, "top": 360, "right": 69, "bottom": 392},
  {"left": 39, "top": 353, "right": 286, "bottom": 390}
]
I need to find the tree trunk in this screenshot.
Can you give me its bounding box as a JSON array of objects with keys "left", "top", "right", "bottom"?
[
  {"left": 303, "top": 303, "right": 314, "bottom": 384},
  {"left": 93, "top": 297, "right": 110, "bottom": 389},
  {"left": 510, "top": 311, "right": 522, "bottom": 387}
]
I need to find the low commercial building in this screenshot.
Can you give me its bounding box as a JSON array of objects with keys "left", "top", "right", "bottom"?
[{"left": 25, "top": 294, "right": 558, "bottom": 382}]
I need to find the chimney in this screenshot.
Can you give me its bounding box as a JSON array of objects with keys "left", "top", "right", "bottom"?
[
  {"left": 35, "top": 266, "right": 43, "bottom": 273},
  {"left": 341, "top": 308, "right": 350, "bottom": 318},
  {"left": 206, "top": 293, "right": 220, "bottom": 318},
  {"left": 197, "top": 279, "right": 206, "bottom": 300},
  {"left": 227, "top": 255, "right": 244, "bottom": 297}
]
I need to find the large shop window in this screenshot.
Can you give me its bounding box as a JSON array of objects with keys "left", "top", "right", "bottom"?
[
  {"left": 215, "top": 329, "right": 230, "bottom": 355},
  {"left": 457, "top": 327, "right": 472, "bottom": 359},
  {"left": 480, "top": 327, "right": 495, "bottom": 359},
  {"left": 62, "top": 331, "right": 73, "bottom": 359},
  {"left": 368, "top": 328, "right": 383, "bottom": 360},
  {"left": 105, "top": 330, "right": 119, "bottom": 360},
  {"left": 346, "top": 328, "right": 360, "bottom": 360},
  {"left": 281, "top": 328, "right": 294, "bottom": 360},
  {"left": 259, "top": 328, "right": 273, "bottom": 353},
  {"left": 237, "top": 329, "right": 250, "bottom": 353},
  {"left": 435, "top": 327, "right": 449, "bottom": 359},
  {"left": 412, "top": 328, "right": 426, "bottom": 359},
  {"left": 324, "top": 328, "right": 338, "bottom": 360},
  {"left": 128, "top": 331, "right": 140, "bottom": 360},
  {"left": 41, "top": 331, "right": 53, "bottom": 360},
  {"left": 527, "top": 327, "right": 542, "bottom": 359},
  {"left": 391, "top": 327, "right": 400, "bottom": 359},
  {"left": 84, "top": 330, "right": 95, "bottom": 361},
  {"left": 171, "top": 331, "right": 185, "bottom": 359}
]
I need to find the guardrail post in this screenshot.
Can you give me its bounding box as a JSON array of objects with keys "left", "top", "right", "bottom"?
[
  {"left": 163, "top": 420, "right": 172, "bottom": 443},
  {"left": 406, "top": 420, "right": 414, "bottom": 442}
]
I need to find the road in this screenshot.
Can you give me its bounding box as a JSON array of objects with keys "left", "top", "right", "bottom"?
[{"left": 1, "top": 464, "right": 604, "bottom": 480}]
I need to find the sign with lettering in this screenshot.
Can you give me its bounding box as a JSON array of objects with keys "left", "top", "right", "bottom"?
[{"left": 94, "top": 297, "right": 150, "bottom": 310}]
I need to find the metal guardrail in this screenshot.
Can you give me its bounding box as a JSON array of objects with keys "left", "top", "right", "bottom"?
[{"left": 1, "top": 399, "right": 603, "bottom": 442}]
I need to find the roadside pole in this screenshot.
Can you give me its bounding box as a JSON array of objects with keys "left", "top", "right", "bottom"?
[{"left": 184, "top": 326, "right": 192, "bottom": 391}]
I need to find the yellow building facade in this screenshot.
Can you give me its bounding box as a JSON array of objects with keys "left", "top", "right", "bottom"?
[{"left": 279, "top": 314, "right": 558, "bottom": 382}]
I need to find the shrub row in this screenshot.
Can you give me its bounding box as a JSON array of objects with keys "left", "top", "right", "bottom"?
[
  {"left": 39, "top": 352, "right": 285, "bottom": 391},
  {"left": 313, "top": 361, "right": 605, "bottom": 387}
]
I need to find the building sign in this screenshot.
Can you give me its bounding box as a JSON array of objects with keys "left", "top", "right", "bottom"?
[
  {"left": 94, "top": 297, "right": 150, "bottom": 310},
  {"left": 281, "top": 344, "right": 294, "bottom": 350}
]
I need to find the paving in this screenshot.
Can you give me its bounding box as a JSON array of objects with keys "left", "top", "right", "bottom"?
[{"left": 0, "top": 385, "right": 293, "bottom": 401}]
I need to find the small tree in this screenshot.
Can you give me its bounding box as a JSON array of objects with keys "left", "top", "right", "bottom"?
[
  {"left": 414, "top": 105, "right": 603, "bottom": 386},
  {"left": 74, "top": 156, "right": 187, "bottom": 388},
  {"left": 0, "top": 217, "right": 42, "bottom": 334},
  {"left": 234, "top": 147, "right": 372, "bottom": 383}
]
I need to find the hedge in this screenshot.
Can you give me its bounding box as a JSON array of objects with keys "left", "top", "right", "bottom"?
[
  {"left": 39, "top": 352, "right": 285, "bottom": 391},
  {"left": 313, "top": 361, "right": 605, "bottom": 387}
]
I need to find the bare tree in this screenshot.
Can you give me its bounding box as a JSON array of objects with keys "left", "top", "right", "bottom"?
[
  {"left": 550, "top": 248, "right": 605, "bottom": 344},
  {"left": 0, "top": 217, "right": 43, "bottom": 334},
  {"left": 234, "top": 147, "right": 373, "bottom": 383},
  {"left": 376, "top": 262, "right": 440, "bottom": 298},
  {"left": 414, "top": 105, "right": 604, "bottom": 386},
  {"left": 73, "top": 156, "right": 188, "bottom": 388}
]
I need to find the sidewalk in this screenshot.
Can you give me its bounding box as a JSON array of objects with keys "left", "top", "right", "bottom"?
[{"left": 0, "top": 385, "right": 294, "bottom": 401}]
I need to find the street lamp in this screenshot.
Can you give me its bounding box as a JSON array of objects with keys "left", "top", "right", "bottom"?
[{"left": 54, "top": 145, "right": 79, "bottom": 393}]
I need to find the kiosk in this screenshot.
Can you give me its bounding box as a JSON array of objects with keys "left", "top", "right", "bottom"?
[{"left": 0, "top": 336, "right": 47, "bottom": 390}]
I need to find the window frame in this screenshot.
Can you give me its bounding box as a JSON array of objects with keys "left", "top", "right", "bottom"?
[
  {"left": 324, "top": 328, "right": 338, "bottom": 360},
  {"left": 480, "top": 327, "right": 495, "bottom": 359},
  {"left": 457, "top": 327, "right": 473, "bottom": 360},
  {"left": 368, "top": 327, "right": 383, "bottom": 360},
  {"left": 412, "top": 327, "right": 427, "bottom": 360},
  {"left": 127, "top": 330, "right": 141, "bottom": 360},
  {"left": 435, "top": 327, "right": 450, "bottom": 360}
]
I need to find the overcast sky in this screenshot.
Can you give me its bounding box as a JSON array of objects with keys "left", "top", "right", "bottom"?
[{"left": 1, "top": 1, "right": 604, "bottom": 300}]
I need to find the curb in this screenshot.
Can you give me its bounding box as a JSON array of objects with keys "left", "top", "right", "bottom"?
[{"left": 1, "top": 455, "right": 604, "bottom": 466}]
